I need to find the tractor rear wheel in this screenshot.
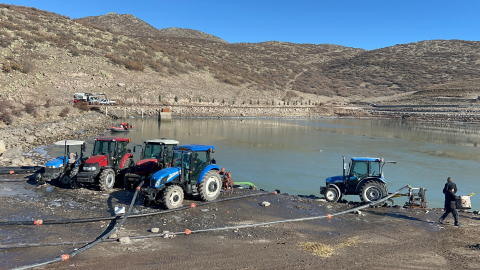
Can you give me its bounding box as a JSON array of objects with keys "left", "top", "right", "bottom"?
[
  {"left": 199, "top": 170, "right": 221, "bottom": 201},
  {"left": 99, "top": 169, "right": 115, "bottom": 191},
  {"left": 69, "top": 167, "right": 82, "bottom": 189},
  {"left": 58, "top": 173, "right": 70, "bottom": 187},
  {"left": 325, "top": 187, "right": 341, "bottom": 202},
  {"left": 360, "top": 181, "right": 385, "bottom": 203},
  {"left": 162, "top": 185, "right": 184, "bottom": 209}
]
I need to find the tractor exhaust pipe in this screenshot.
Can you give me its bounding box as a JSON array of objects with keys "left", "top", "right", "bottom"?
[{"left": 342, "top": 156, "right": 345, "bottom": 181}]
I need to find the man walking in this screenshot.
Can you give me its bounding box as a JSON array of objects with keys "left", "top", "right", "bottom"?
[{"left": 438, "top": 177, "right": 461, "bottom": 226}]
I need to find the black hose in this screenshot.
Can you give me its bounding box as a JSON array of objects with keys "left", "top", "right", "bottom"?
[
  {"left": 11, "top": 181, "right": 145, "bottom": 270},
  {"left": 3, "top": 186, "right": 410, "bottom": 252},
  {"left": 0, "top": 166, "right": 43, "bottom": 174},
  {"left": 0, "top": 191, "right": 271, "bottom": 226}
]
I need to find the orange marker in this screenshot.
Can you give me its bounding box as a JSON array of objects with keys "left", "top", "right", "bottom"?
[
  {"left": 327, "top": 214, "right": 332, "bottom": 219},
  {"left": 190, "top": 203, "right": 196, "bottom": 208},
  {"left": 61, "top": 254, "right": 70, "bottom": 261},
  {"left": 185, "top": 229, "right": 191, "bottom": 235}
]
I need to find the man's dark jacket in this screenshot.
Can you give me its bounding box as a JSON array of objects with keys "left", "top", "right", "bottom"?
[{"left": 443, "top": 182, "right": 457, "bottom": 204}]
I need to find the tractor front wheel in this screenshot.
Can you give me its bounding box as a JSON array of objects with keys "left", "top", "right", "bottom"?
[
  {"left": 99, "top": 169, "right": 116, "bottom": 191},
  {"left": 35, "top": 173, "right": 45, "bottom": 186},
  {"left": 69, "top": 167, "right": 82, "bottom": 189},
  {"left": 162, "top": 185, "right": 184, "bottom": 209},
  {"left": 123, "top": 175, "right": 136, "bottom": 190},
  {"left": 360, "top": 181, "right": 385, "bottom": 203},
  {"left": 199, "top": 170, "right": 221, "bottom": 201},
  {"left": 325, "top": 187, "right": 341, "bottom": 202},
  {"left": 58, "top": 173, "right": 70, "bottom": 187}
]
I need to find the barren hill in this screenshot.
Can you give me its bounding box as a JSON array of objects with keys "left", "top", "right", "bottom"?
[
  {"left": 1, "top": 3, "right": 480, "bottom": 113},
  {"left": 78, "top": 12, "right": 227, "bottom": 43}
]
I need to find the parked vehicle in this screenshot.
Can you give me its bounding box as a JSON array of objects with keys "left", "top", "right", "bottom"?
[
  {"left": 71, "top": 137, "right": 134, "bottom": 190},
  {"left": 142, "top": 144, "right": 221, "bottom": 209},
  {"left": 36, "top": 140, "right": 87, "bottom": 187},
  {"left": 73, "top": 93, "right": 93, "bottom": 103},
  {"left": 320, "top": 157, "right": 396, "bottom": 203},
  {"left": 123, "top": 139, "right": 179, "bottom": 190},
  {"left": 99, "top": 98, "right": 116, "bottom": 105}
]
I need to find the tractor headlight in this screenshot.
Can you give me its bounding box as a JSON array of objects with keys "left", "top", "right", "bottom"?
[
  {"left": 46, "top": 165, "right": 55, "bottom": 169},
  {"left": 84, "top": 166, "right": 96, "bottom": 171}
]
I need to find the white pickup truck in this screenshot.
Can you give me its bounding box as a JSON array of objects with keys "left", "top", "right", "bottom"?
[{"left": 99, "top": 98, "right": 116, "bottom": 105}]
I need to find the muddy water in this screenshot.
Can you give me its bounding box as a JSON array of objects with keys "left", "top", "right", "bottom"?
[{"left": 45, "top": 117, "right": 480, "bottom": 208}]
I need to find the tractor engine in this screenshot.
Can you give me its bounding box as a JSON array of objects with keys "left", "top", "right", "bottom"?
[{"left": 76, "top": 155, "right": 108, "bottom": 183}]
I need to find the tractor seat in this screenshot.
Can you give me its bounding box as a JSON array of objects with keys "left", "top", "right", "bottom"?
[{"left": 68, "top": 153, "right": 77, "bottom": 164}]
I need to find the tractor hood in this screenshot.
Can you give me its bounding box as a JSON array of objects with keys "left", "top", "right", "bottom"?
[
  {"left": 326, "top": 175, "right": 344, "bottom": 184},
  {"left": 134, "top": 158, "right": 158, "bottom": 175},
  {"left": 85, "top": 155, "right": 108, "bottom": 164},
  {"left": 150, "top": 167, "right": 181, "bottom": 188},
  {"left": 136, "top": 158, "right": 158, "bottom": 166},
  {"left": 45, "top": 156, "right": 68, "bottom": 168}
]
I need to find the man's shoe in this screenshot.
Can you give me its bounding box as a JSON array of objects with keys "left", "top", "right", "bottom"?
[
  {"left": 455, "top": 223, "right": 462, "bottom": 227},
  {"left": 438, "top": 219, "right": 444, "bottom": 224}
]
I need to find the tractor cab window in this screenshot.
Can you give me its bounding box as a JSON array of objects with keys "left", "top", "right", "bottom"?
[
  {"left": 350, "top": 161, "right": 368, "bottom": 180},
  {"left": 172, "top": 151, "right": 191, "bottom": 170},
  {"left": 192, "top": 152, "right": 207, "bottom": 173},
  {"left": 164, "top": 145, "right": 175, "bottom": 164},
  {"left": 93, "top": 140, "right": 112, "bottom": 156},
  {"left": 145, "top": 143, "right": 162, "bottom": 160},
  {"left": 369, "top": 161, "right": 381, "bottom": 177},
  {"left": 116, "top": 141, "right": 127, "bottom": 158}
]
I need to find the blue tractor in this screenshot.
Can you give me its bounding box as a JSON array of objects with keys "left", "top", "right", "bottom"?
[
  {"left": 142, "top": 144, "right": 221, "bottom": 209},
  {"left": 36, "top": 140, "right": 87, "bottom": 187},
  {"left": 320, "top": 157, "right": 396, "bottom": 203}
]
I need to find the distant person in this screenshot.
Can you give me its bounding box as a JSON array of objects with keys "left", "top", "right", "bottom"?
[{"left": 438, "top": 177, "right": 461, "bottom": 226}]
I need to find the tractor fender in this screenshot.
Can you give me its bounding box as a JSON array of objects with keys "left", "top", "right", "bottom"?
[
  {"left": 197, "top": 165, "right": 220, "bottom": 184},
  {"left": 119, "top": 153, "right": 134, "bottom": 169},
  {"left": 326, "top": 183, "right": 342, "bottom": 197},
  {"left": 355, "top": 178, "right": 387, "bottom": 193}
]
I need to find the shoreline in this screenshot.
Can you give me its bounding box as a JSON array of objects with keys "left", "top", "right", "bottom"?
[{"left": 2, "top": 104, "right": 480, "bottom": 168}]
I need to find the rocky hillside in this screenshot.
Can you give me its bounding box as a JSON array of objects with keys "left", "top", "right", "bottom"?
[
  {"left": 1, "top": 3, "right": 480, "bottom": 117},
  {"left": 78, "top": 12, "right": 227, "bottom": 43}
]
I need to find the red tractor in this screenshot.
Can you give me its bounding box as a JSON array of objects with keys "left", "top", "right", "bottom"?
[
  {"left": 70, "top": 137, "right": 134, "bottom": 191},
  {"left": 123, "top": 139, "right": 179, "bottom": 190}
]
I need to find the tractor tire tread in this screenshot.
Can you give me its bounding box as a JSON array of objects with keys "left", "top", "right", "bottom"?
[
  {"left": 162, "top": 185, "right": 184, "bottom": 209},
  {"left": 199, "top": 170, "right": 221, "bottom": 202},
  {"left": 99, "top": 168, "right": 115, "bottom": 191},
  {"left": 359, "top": 180, "right": 386, "bottom": 203}
]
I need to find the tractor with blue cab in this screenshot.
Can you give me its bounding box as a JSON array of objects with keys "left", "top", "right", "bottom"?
[
  {"left": 36, "top": 140, "right": 87, "bottom": 187},
  {"left": 142, "top": 144, "right": 222, "bottom": 209},
  {"left": 320, "top": 157, "right": 396, "bottom": 203}
]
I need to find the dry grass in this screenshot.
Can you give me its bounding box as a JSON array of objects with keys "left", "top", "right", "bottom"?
[{"left": 300, "top": 236, "right": 358, "bottom": 257}]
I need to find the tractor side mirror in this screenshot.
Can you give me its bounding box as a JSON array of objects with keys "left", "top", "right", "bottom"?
[
  {"left": 343, "top": 163, "right": 348, "bottom": 170},
  {"left": 133, "top": 146, "right": 136, "bottom": 152},
  {"left": 82, "top": 142, "right": 86, "bottom": 152}
]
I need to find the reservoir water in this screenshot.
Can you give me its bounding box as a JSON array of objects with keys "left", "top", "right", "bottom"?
[{"left": 46, "top": 117, "right": 480, "bottom": 208}]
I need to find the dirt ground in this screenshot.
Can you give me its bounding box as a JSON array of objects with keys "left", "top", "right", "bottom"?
[{"left": 1, "top": 173, "right": 480, "bottom": 270}]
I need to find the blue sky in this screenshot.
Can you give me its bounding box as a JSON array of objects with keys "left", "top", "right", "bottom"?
[{"left": 3, "top": 0, "right": 480, "bottom": 50}]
